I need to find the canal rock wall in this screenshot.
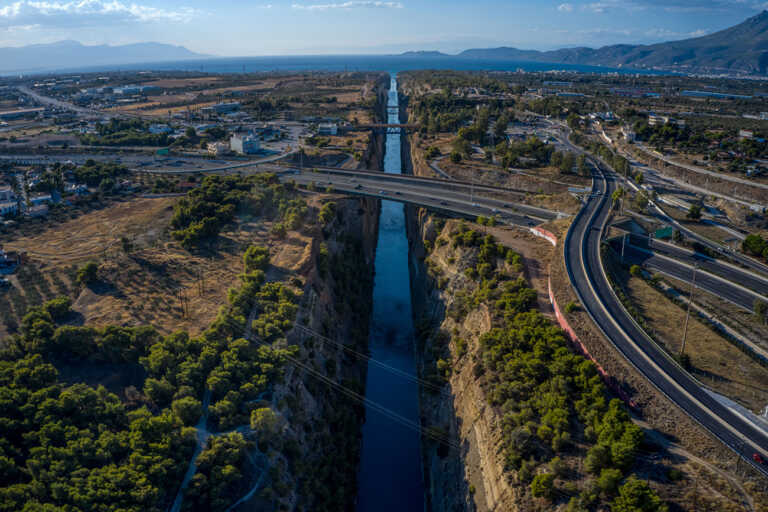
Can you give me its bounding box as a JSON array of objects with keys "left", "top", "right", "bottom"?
[
  {"left": 260, "top": 193, "right": 378, "bottom": 511},
  {"left": 407, "top": 212, "right": 522, "bottom": 512},
  {"left": 238, "top": 76, "right": 387, "bottom": 509}
]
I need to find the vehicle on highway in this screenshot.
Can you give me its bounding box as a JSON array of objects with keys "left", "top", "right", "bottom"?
[
  {"left": 755, "top": 453, "right": 766, "bottom": 465},
  {"left": 355, "top": 184, "right": 362, "bottom": 189},
  {"left": 440, "top": 201, "right": 448, "bottom": 206},
  {"left": 378, "top": 190, "right": 387, "bottom": 195}
]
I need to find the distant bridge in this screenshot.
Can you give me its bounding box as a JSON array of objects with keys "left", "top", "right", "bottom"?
[{"left": 342, "top": 123, "right": 420, "bottom": 133}]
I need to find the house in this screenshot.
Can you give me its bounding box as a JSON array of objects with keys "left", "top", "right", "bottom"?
[
  {"left": 318, "top": 123, "right": 338, "bottom": 136},
  {"left": 29, "top": 194, "right": 52, "bottom": 206},
  {"left": 0, "top": 186, "right": 16, "bottom": 202},
  {"left": 739, "top": 130, "right": 754, "bottom": 140},
  {"left": 621, "top": 126, "right": 636, "bottom": 142},
  {"left": 230, "top": 133, "right": 260, "bottom": 155},
  {"left": 0, "top": 248, "right": 23, "bottom": 273},
  {"left": 207, "top": 142, "right": 230, "bottom": 156},
  {"left": 27, "top": 204, "right": 48, "bottom": 217},
  {"left": 65, "top": 183, "right": 90, "bottom": 196},
  {"left": 0, "top": 202, "right": 18, "bottom": 216}
]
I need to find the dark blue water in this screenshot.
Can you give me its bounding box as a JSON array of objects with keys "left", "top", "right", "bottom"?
[
  {"left": 35, "top": 54, "right": 668, "bottom": 76},
  {"left": 356, "top": 75, "right": 424, "bottom": 512}
]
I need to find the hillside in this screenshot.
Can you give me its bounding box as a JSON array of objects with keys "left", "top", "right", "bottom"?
[
  {"left": 0, "top": 40, "right": 207, "bottom": 74},
  {"left": 457, "top": 11, "right": 768, "bottom": 74}
]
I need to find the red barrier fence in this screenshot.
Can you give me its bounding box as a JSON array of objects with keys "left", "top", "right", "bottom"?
[{"left": 533, "top": 227, "right": 638, "bottom": 409}]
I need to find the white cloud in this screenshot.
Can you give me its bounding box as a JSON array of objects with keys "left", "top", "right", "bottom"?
[
  {"left": 558, "top": 3, "right": 574, "bottom": 11},
  {"left": 644, "top": 27, "right": 709, "bottom": 39},
  {"left": 0, "top": 0, "right": 198, "bottom": 29},
  {"left": 292, "top": 1, "right": 404, "bottom": 11}
]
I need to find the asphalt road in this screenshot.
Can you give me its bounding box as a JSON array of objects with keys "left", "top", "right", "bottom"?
[
  {"left": 616, "top": 242, "right": 768, "bottom": 311},
  {"left": 565, "top": 164, "right": 768, "bottom": 476},
  {"left": 285, "top": 169, "right": 548, "bottom": 227}
]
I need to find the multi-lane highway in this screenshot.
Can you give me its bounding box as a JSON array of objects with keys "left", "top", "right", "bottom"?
[
  {"left": 277, "top": 166, "right": 560, "bottom": 227},
  {"left": 612, "top": 234, "right": 768, "bottom": 310},
  {"left": 565, "top": 164, "right": 768, "bottom": 476}
]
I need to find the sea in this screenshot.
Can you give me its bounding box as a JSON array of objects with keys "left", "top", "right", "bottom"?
[{"left": 17, "top": 54, "right": 670, "bottom": 77}]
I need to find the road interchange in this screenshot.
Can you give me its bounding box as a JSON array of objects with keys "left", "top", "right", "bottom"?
[{"left": 565, "top": 163, "right": 768, "bottom": 476}]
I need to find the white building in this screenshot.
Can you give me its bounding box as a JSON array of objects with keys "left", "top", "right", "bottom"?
[
  {"left": 318, "top": 123, "right": 338, "bottom": 136},
  {"left": 30, "top": 194, "right": 52, "bottom": 206},
  {"left": 739, "top": 130, "right": 754, "bottom": 140},
  {"left": 230, "top": 133, "right": 260, "bottom": 155},
  {"left": 207, "top": 142, "right": 230, "bottom": 156}
]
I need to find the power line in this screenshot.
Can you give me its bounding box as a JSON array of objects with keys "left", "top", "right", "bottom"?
[
  {"left": 219, "top": 317, "right": 460, "bottom": 450},
  {"left": 294, "top": 324, "right": 451, "bottom": 396}
]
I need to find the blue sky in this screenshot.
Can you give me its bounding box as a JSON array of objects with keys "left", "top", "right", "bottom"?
[{"left": 0, "top": 0, "right": 765, "bottom": 54}]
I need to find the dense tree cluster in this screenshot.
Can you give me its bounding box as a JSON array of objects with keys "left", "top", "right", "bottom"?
[
  {"left": 80, "top": 119, "right": 170, "bottom": 147},
  {"left": 73, "top": 160, "right": 129, "bottom": 192},
  {"left": 0, "top": 238, "right": 298, "bottom": 510},
  {"left": 494, "top": 136, "right": 556, "bottom": 169},
  {"left": 0, "top": 303, "right": 195, "bottom": 511},
  {"left": 170, "top": 174, "right": 306, "bottom": 250},
  {"left": 743, "top": 233, "right": 768, "bottom": 262},
  {"left": 435, "top": 222, "right": 664, "bottom": 510}
]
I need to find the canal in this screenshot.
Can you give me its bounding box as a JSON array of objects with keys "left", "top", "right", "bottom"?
[{"left": 356, "top": 74, "right": 425, "bottom": 511}]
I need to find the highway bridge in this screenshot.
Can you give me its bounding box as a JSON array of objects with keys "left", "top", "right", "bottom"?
[
  {"left": 277, "top": 166, "right": 561, "bottom": 227},
  {"left": 565, "top": 163, "right": 768, "bottom": 477}
]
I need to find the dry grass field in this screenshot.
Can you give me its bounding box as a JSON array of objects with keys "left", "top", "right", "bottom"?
[
  {"left": 0, "top": 195, "right": 315, "bottom": 339},
  {"left": 620, "top": 271, "right": 768, "bottom": 413}
]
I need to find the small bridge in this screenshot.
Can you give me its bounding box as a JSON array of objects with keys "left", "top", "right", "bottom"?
[{"left": 342, "top": 123, "right": 420, "bottom": 133}]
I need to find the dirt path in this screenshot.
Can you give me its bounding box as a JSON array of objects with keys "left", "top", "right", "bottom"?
[{"left": 635, "top": 418, "right": 756, "bottom": 512}]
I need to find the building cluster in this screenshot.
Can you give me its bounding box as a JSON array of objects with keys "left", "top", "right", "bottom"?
[{"left": 648, "top": 113, "right": 685, "bottom": 127}]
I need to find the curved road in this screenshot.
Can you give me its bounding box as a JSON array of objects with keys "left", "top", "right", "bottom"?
[{"left": 565, "top": 163, "right": 768, "bottom": 476}]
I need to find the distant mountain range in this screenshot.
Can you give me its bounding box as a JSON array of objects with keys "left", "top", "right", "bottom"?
[
  {"left": 401, "top": 11, "right": 768, "bottom": 75},
  {"left": 0, "top": 40, "right": 207, "bottom": 74}
]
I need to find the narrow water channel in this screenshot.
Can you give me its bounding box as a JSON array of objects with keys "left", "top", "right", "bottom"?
[{"left": 356, "top": 74, "right": 425, "bottom": 511}]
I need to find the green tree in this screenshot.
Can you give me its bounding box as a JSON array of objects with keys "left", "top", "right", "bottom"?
[
  {"left": 76, "top": 261, "right": 99, "bottom": 287},
  {"left": 172, "top": 396, "right": 203, "bottom": 426},
  {"left": 686, "top": 204, "right": 702, "bottom": 220},
  {"left": 597, "top": 468, "right": 623, "bottom": 494},
  {"left": 43, "top": 297, "right": 72, "bottom": 322},
  {"left": 612, "top": 476, "right": 668, "bottom": 512}
]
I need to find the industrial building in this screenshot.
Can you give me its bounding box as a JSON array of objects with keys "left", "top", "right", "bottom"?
[{"left": 230, "top": 133, "right": 260, "bottom": 155}]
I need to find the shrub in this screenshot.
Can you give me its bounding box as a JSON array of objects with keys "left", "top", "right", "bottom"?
[
  {"left": 629, "top": 264, "right": 642, "bottom": 277},
  {"left": 597, "top": 468, "right": 623, "bottom": 494},
  {"left": 244, "top": 245, "right": 270, "bottom": 272},
  {"left": 76, "top": 261, "right": 99, "bottom": 287},
  {"left": 530, "top": 472, "right": 555, "bottom": 500}
]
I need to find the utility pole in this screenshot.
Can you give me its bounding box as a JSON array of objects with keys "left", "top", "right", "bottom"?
[{"left": 680, "top": 265, "right": 698, "bottom": 356}]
